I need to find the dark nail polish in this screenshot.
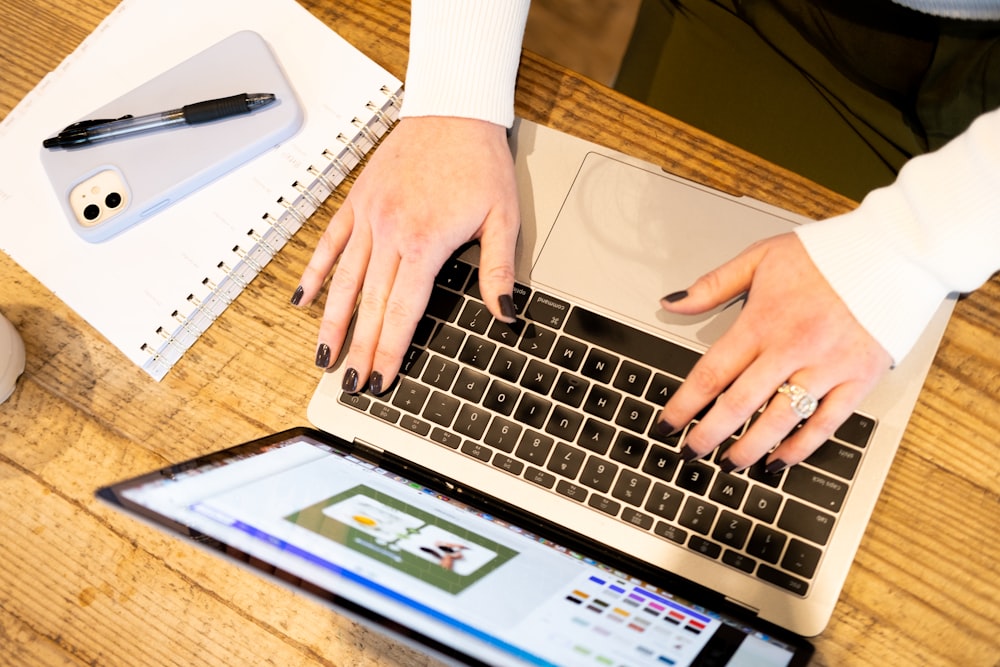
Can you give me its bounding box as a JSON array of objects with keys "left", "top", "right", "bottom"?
[
  {"left": 315, "top": 343, "right": 331, "bottom": 368},
  {"left": 680, "top": 444, "right": 701, "bottom": 462},
  {"left": 655, "top": 419, "right": 677, "bottom": 436},
  {"left": 765, "top": 458, "right": 788, "bottom": 475},
  {"left": 290, "top": 285, "right": 304, "bottom": 306},
  {"left": 718, "top": 456, "right": 739, "bottom": 474},
  {"left": 498, "top": 294, "right": 517, "bottom": 320},
  {"left": 368, "top": 371, "right": 384, "bottom": 395},
  {"left": 662, "top": 290, "right": 689, "bottom": 303},
  {"left": 341, "top": 367, "right": 359, "bottom": 393}
]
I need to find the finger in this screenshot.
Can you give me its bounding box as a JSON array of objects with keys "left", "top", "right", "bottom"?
[
  {"left": 764, "top": 379, "right": 875, "bottom": 471},
  {"left": 367, "top": 252, "right": 441, "bottom": 390},
  {"left": 339, "top": 237, "right": 401, "bottom": 391},
  {"left": 315, "top": 220, "right": 373, "bottom": 371},
  {"left": 660, "top": 240, "right": 767, "bottom": 315},
  {"left": 296, "top": 203, "right": 356, "bottom": 306},
  {"left": 475, "top": 205, "right": 520, "bottom": 322},
  {"left": 720, "top": 374, "right": 834, "bottom": 471}
]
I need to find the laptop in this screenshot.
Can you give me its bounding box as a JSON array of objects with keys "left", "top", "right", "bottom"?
[{"left": 99, "top": 119, "right": 954, "bottom": 666}]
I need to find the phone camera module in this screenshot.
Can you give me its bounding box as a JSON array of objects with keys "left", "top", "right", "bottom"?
[
  {"left": 105, "top": 192, "right": 123, "bottom": 209},
  {"left": 83, "top": 204, "right": 101, "bottom": 221}
]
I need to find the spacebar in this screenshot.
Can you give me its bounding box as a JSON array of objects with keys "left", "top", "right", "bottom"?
[{"left": 563, "top": 307, "right": 701, "bottom": 379}]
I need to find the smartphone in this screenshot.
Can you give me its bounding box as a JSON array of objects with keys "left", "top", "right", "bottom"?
[{"left": 40, "top": 30, "right": 304, "bottom": 242}]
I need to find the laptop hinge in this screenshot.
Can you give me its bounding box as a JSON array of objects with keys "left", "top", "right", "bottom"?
[
  {"left": 725, "top": 597, "right": 760, "bottom": 617},
  {"left": 351, "top": 437, "right": 384, "bottom": 460}
]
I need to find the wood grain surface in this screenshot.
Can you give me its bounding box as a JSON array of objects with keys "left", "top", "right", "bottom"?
[{"left": 1, "top": 1, "right": 997, "bottom": 665}]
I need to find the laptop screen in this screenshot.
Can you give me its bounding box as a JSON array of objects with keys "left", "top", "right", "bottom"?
[{"left": 99, "top": 428, "right": 812, "bottom": 667}]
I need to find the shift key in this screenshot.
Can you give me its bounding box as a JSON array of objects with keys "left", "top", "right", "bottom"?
[{"left": 784, "top": 467, "right": 848, "bottom": 512}]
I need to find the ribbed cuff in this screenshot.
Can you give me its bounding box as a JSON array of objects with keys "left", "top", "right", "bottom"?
[{"left": 400, "top": 0, "right": 529, "bottom": 127}]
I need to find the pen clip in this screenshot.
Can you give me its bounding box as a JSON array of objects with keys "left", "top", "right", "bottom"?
[{"left": 59, "top": 114, "right": 133, "bottom": 133}]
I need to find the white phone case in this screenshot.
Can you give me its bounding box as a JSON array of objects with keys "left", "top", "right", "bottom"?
[{"left": 40, "top": 30, "right": 304, "bottom": 242}]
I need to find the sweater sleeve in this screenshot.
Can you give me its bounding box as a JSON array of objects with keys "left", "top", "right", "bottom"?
[
  {"left": 795, "top": 106, "right": 1000, "bottom": 364},
  {"left": 400, "top": 0, "right": 530, "bottom": 127}
]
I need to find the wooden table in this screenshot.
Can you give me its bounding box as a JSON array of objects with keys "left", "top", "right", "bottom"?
[{"left": 1, "top": 1, "right": 997, "bottom": 665}]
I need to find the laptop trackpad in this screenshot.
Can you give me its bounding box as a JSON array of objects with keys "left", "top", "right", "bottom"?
[{"left": 530, "top": 152, "right": 801, "bottom": 348}]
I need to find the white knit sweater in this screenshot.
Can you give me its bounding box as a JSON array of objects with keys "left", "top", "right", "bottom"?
[{"left": 400, "top": 0, "right": 1000, "bottom": 364}]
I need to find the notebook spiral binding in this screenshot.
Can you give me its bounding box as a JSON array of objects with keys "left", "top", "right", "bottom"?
[{"left": 139, "top": 85, "right": 405, "bottom": 380}]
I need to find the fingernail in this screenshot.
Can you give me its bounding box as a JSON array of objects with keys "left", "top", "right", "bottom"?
[
  {"left": 765, "top": 458, "right": 788, "bottom": 475},
  {"left": 718, "top": 456, "right": 740, "bottom": 474},
  {"left": 662, "top": 290, "right": 689, "bottom": 303},
  {"left": 315, "top": 343, "right": 331, "bottom": 368},
  {"left": 680, "top": 444, "right": 702, "bottom": 462},
  {"left": 655, "top": 419, "right": 677, "bottom": 436},
  {"left": 290, "top": 285, "right": 304, "bottom": 306},
  {"left": 498, "top": 294, "right": 517, "bottom": 320},
  {"left": 342, "top": 367, "right": 359, "bottom": 393},
  {"left": 368, "top": 371, "right": 384, "bottom": 395}
]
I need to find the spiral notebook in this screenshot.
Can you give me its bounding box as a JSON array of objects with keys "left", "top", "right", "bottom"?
[{"left": 0, "top": 0, "right": 402, "bottom": 380}]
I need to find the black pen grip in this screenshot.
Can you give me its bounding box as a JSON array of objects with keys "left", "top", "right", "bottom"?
[{"left": 182, "top": 94, "right": 249, "bottom": 124}]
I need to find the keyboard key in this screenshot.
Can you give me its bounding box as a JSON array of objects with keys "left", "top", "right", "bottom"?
[
  {"left": 834, "top": 413, "right": 876, "bottom": 448},
  {"left": 583, "top": 384, "right": 621, "bottom": 420},
  {"left": 515, "top": 430, "right": 554, "bottom": 465},
  {"left": 435, "top": 258, "right": 472, "bottom": 291},
  {"left": 520, "top": 359, "right": 558, "bottom": 394},
  {"left": 483, "top": 380, "right": 520, "bottom": 416},
  {"left": 488, "top": 318, "right": 526, "bottom": 346},
  {"left": 411, "top": 316, "right": 437, "bottom": 347},
  {"left": 615, "top": 397, "right": 654, "bottom": 434},
  {"left": 339, "top": 391, "right": 371, "bottom": 412},
  {"left": 513, "top": 393, "right": 552, "bottom": 428},
  {"left": 552, "top": 372, "right": 590, "bottom": 408},
  {"left": 551, "top": 335, "right": 587, "bottom": 371},
  {"left": 510, "top": 282, "right": 532, "bottom": 314},
  {"left": 428, "top": 323, "right": 466, "bottom": 358},
  {"left": 492, "top": 453, "right": 524, "bottom": 475},
  {"left": 581, "top": 348, "right": 619, "bottom": 383},
  {"left": 556, "top": 480, "right": 589, "bottom": 501},
  {"left": 461, "top": 441, "right": 493, "bottom": 462},
  {"left": 611, "top": 470, "right": 651, "bottom": 506},
  {"left": 391, "top": 378, "right": 430, "bottom": 414},
  {"left": 610, "top": 432, "right": 648, "bottom": 468},
  {"left": 781, "top": 538, "right": 823, "bottom": 579},
  {"left": 453, "top": 367, "right": 490, "bottom": 403},
  {"left": 676, "top": 460, "right": 714, "bottom": 496},
  {"left": 430, "top": 427, "right": 462, "bottom": 449},
  {"left": 712, "top": 511, "right": 752, "bottom": 549},
  {"left": 642, "top": 445, "right": 681, "bottom": 481},
  {"left": 578, "top": 418, "right": 615, "bottom": 454},
  {"left": 744, "top": 485, "right": 782, "bottom": 523},
  {"left": 723, "top": 550, "right": 757, "bottom": 574},
  {"left": 526, "top": 467, "right": 557, "bottom": 489},
  {"left": 426, "top": 286, "right": 465, "bottom": 322},
  {"left": 804, "top": 440, "right": 862, "bottom": 480},
  {"left": 654, "top": 522, "right": 688, "bottom": 544},
  {"left": 614, "top": 360, "right": 651, "bottom": 396},
  {"left": 483, "top": 417, "right": 522, "bottom": 453},
  {"left": 545, "top": 405, "right": 583, "bottom": 441},
  {"left": 400, "top": 415, "right": 432, "bottom": 437},
  {"left": 646, "top": 373, "right": 681, "bottom": 406},
  {"left": 688, "top": 536, "right": 723, "bottom": 559},
  {"left": 746, "top": 525, "right": 786, "bottom": 563},
  {"left": 564, "top": 307, "right": 701, "bottom": 379},
  {"left": 588, "top": 495, "right": 621, "bottom": 516},
  {"left": 370, "top": 402, "right": 400, "bottom": 424},
  {"left": 678, "top": 497, "right": 719, "bottom": 535},
  {"left": 519, "top": 323, "right": 557, "bottom": 358},
  {"left": 748, "top": 458, "right": 785, "bottom": 488},
  {"left": 580, "top": 456, "right": 619, "bottom": 493},
  {"left": 458, "top": 335, "right": 497, "bottom": 370},
  {"left": 525, "top": 292, "right": 570, "bottom": 329},
  {"left": 778, "top": 499, "right": 835, "bottom": 546},
  {"left": 622, "top": 508, "right": 655, "bottom": 530},
  {"left": 457, "top": 301, "right": 492, "bottom": 334},
  {"left": 423, "top": 391, "right": 460, "bottom": 426},
  {"left": 645, "top": 482, "right": 684, "bottom": 520},
  {"left": 548, "top": 442, "right": 586, "bottom": 479},
  {"left": 783, "top": 466, "right": 848, "bottom": 512},
  {"left": 422, "top": 357, "right": 459, "bottom": 390},
  {"left": 709, "top": 473, "right": 749, "bottom": 509},
  {"left": 400, "top": 346, "right": 429, "bottom": 377},
  {"left": 454, "top": 404, "right": 491, "bottom": 439},
  {"left": 757, "top": 565, "right": 809, "bottom": 596},
  {"left": 490, "top": 347, "right": 527, "bottom": 382}
]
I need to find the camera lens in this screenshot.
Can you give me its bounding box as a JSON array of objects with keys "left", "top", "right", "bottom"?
[
  {"left": 83, "top": 204, "right": 101, "bottom": 221},
  {"left": 105, "top": 192, "right": 122, "bottom": 209}
]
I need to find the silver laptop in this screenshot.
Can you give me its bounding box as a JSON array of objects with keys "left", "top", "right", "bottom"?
[{"left": 307, "top": 118, "right": 955, "bottom": 639}]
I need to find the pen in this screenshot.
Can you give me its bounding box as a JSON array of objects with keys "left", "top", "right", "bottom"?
[{"left": 43, "top": 92, "right": 277, "bottom": 149}]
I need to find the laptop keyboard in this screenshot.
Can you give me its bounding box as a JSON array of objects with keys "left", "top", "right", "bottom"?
[{"left": 339, "top": 257, "right": 876, "bottom": 597}]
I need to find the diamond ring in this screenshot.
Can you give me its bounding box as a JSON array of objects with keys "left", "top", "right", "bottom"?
[{"left": 777, "top": 382, "right": 819, "bottom": 420}]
